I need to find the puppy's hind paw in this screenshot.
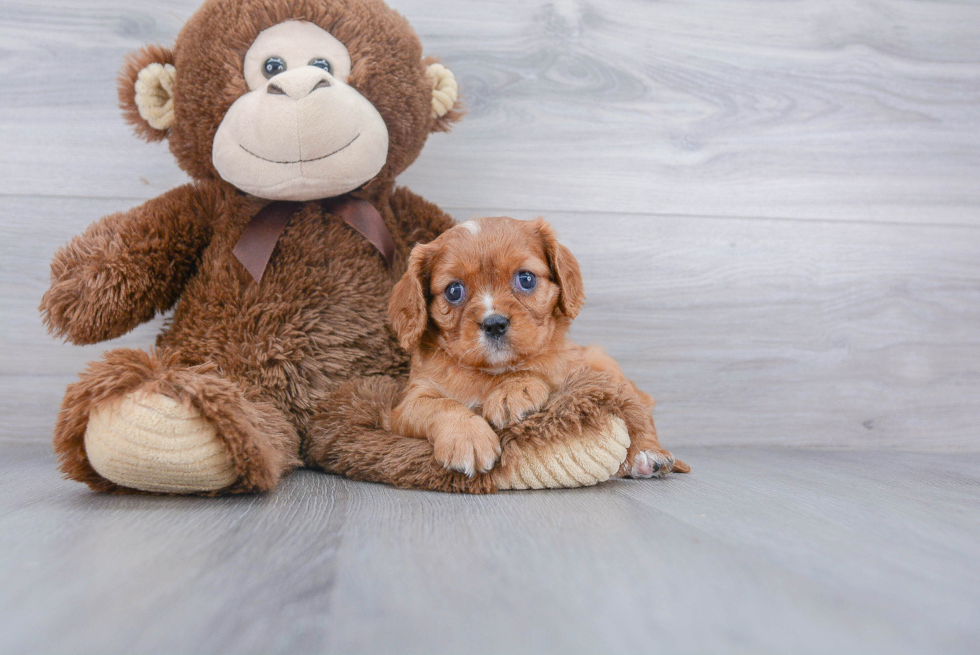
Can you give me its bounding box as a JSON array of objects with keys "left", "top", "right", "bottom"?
[{"left": 627, "top": 450, "right": 688, "bottom": 479}]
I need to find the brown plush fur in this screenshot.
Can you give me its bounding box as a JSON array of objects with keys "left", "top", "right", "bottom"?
[
  {"left": 56, "top": 349, "right": 301, "bottom": 494},
  {"left": 40, "top": 184, "right": 211, "bottom": 345},
  {"left": 151, "top": 0, "right": 450, "bottom": 190},
  {"left": 389, "top": 217, "right": 689, "bottom": 478},
  {"left": 40, "top": 0, "right": 630, "bottom": 495}
]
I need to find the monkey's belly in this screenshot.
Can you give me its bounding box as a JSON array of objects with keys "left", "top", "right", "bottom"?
[{"left": 156, "top": 214, "right": 408, "bottom": 415}]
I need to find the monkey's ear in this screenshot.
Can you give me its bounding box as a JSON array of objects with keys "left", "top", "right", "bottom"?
[
  {"left": 389, "top": 242, "right": 436, "bottom": 351},
  {"left": 424, "top": 59, "right": 463, "bottom": 133},
  {"left": 118, "top": 45, "right": 176, "bottom": 142},
  {"left": 530, "top": 218, "right": 585, "bottom": 319}
]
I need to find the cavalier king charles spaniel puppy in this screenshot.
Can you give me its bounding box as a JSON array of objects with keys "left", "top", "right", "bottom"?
[{"left": 388, "top": 216, "right": 689, "bottom": 479}]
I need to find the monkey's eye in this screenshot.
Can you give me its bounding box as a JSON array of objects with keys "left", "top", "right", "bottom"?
[
  {"left": 444, "top": 282, "right": 465, "bottom": 305},
  {"left": 263, "top": 57, "right": 286, "bottom": 78},
  {"left": 309, "top": 58, "right": 332, "bottom": 73},
  {"left": 515, "top": 270, "right": 537, "bottom": 292}
]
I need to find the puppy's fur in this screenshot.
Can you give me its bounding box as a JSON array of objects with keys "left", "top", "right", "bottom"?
[{"left": 389, "top": 216, "right": 690, "bottom": 478}]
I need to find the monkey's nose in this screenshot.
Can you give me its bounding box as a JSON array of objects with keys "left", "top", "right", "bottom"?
[
  {"left": 481, "top": 315, "right": 510, "bottom": 339},
  {"left": 266, "top": 68, "right": 332, "bottom": 99}
]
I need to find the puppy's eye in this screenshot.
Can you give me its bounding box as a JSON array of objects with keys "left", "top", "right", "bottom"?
[
  {"left": 309, "top": 58, "right": 332, "bottom": 73},
  {"left": 444, "top": 282, "right": 465, "bottom": 305},
  {"left": 515, "top": 270, "right": 537, "bottom": 292},
  {"left": 263, "top": 57, "right": 286, "bottom": 78}
]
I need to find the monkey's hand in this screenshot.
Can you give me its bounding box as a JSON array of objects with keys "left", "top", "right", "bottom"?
[{"left": 40, "top": 184, "right": 211, "bottom": 345}]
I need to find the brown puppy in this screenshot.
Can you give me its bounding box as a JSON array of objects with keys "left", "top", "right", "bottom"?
[{"left": 389, "top": 216, "right": 690, "bottom": 479}]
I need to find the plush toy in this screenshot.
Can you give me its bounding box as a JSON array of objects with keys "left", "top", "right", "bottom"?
[{"left": 40, "top": 0, "right": 632, "bottom": 495}]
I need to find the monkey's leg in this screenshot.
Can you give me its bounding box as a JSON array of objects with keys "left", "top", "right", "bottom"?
[
  {"left": 55, "top": 348, "right": 300, "bottom": 495},
  {"left": 306, "top": 370, "right": 633, "bottom": 493}
]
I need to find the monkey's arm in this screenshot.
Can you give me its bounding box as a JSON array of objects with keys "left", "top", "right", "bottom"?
[{"left": 40, "top": 184, "right": 213, "bottom": 345}]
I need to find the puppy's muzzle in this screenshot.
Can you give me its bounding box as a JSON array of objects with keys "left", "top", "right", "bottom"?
[{"left": 481, "top": 314, "right": 509, "bottom": 340}]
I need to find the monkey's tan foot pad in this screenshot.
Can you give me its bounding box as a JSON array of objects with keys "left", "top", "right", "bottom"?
[
  {"left": 494, "top": 417, "right": 630, "bottom": 490},
  {"left": 85, "top": 390, "right": 237, "bottom": 493}
]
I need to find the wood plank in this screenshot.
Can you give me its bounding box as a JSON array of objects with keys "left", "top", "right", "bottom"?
[
  {"left": 0, "top": 444, "right": 346, "bottom": 654},
  {"left": 539, "top": 209, "right": 980, "bottom": 451},
  {"left": 1, "top": 445, "right": 977, "bottom": 653},
  {"left": 1, "top": 0, "right": 978, "bottom": 223},
  {"left": 6, "top": 196, "right": 979, "bottom": 449}
]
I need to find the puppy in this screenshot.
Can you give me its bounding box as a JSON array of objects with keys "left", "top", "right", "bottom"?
[{"left": 388, "top": 216, "right": 689, "bottom": 479}]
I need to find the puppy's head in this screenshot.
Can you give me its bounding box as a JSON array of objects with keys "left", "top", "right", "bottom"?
[{"left": 389, "top": 216, "right": 584, "bottom": 369}]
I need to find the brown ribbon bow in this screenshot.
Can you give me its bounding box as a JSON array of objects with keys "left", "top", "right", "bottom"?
[{"left": 232, "top": 196, "right": 395, "bottom": 283}]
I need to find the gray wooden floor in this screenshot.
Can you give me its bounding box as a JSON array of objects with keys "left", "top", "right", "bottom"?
[
  {"left": 2, "top": 442, "right": 979, "bottom": 654},
  {"left": 2, "top": 0, "right": 979, "bottom": 652}
]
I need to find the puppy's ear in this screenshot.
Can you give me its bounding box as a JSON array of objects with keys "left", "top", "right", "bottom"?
[
  {"left": 530, "top": 218, "right": 585, "bottom": 319},
  {"left": 118, "top": 44, "right": 176, "bottom": 142},
  {"left": 390, "top": 242, "right": 435, "bottom": 351}
]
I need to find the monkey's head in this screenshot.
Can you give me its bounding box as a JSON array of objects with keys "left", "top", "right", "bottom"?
[{"left": 119, "top": 0, "right": 462, "bottom": 201}]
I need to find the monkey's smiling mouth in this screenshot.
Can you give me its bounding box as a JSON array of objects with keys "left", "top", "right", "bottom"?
[{"left": 239, "top": 133, "right": 360, "bottom": 164}]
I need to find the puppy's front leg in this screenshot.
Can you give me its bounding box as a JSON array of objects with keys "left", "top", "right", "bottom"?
[
  {"left": 391, "top": 383, "right": 501, "bottom": 477},
  {"left": 482, "top": 374, "right": 551, "bottom": 429}
]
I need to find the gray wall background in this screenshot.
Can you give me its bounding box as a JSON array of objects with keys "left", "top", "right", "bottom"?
[{"left": 2, "top": 0, "right": 978, "bottom": 450}]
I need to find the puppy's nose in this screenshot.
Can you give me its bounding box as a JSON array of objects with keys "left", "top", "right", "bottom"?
[{"left": 481, "top": 314, "right": 510, "bottom": 339}]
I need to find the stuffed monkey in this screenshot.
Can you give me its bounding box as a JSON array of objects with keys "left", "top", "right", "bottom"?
[{"left": 40, "top": 0, "right": 631, "bottom": 495}]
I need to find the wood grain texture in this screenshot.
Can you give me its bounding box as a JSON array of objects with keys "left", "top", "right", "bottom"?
[
  {"left": 1, "top": 0, "right": 979, "bottom": 222},
  {"left": 1, "top": 444, "right": 978, "bottom": 654},
  {"left": 5, "top": 196, "right": 978, "bottom": 449}
]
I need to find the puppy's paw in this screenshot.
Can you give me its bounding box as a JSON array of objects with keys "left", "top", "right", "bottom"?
[
  {"left": 482, "top": 377, "right": 551, "bottom": 429},
  {"left": 625, "top": 449, "right": 680, "bottom": 479},
  {"left": 432, "top": 415, "right": 502, "bottom": 477}
]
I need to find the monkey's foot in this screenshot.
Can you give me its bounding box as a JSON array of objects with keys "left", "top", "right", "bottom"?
[
  {"left": 494, "top": 416, "right": 630, "bottom": 490},
  {"left": 85, "top": 390, "right": 238, "bottom": 494},
  {"left": 56, "top": 349, "right": 299, "bottom": 494}
]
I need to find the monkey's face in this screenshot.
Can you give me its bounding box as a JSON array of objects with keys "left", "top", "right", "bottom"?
[
  {"left": 118, "top": 0, "right": 462, "bottom": 201},
  {"left": 212, "top": 21, "right": 389, "bottom": 201}
]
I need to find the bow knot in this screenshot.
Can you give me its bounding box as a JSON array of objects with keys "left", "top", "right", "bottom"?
[{"left": 232, "top": 196, "right": 395, "bottom": 283}]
